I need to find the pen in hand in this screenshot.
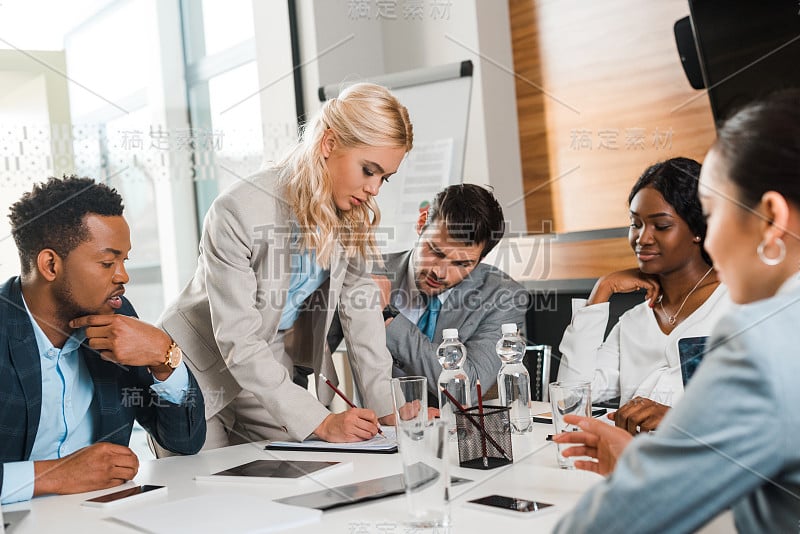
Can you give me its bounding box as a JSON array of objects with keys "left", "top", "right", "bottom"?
[{"left": 319, "top": 373, "right": 383, "bottom": 436}]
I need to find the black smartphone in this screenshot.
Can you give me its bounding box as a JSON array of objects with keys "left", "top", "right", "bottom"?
[
  {"left": 678, "top": 336, "right": 709, "bottom": 385},
  {"left": 81, "top": 484, "right": 166, "bottom": 508},
  {"left": 466, "top": 495, "right": 555, "bottom": 517}
]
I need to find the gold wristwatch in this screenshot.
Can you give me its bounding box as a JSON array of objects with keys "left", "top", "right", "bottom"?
[{"left": 163, "top": 341, "right": 183, "bottom": 369}]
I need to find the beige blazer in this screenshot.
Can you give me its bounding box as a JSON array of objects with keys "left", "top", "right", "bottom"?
[{"left": 159, "top": 169, "right": 394, "bottom": 441}]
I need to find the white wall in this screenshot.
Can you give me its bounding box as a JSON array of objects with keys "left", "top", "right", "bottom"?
[
  {"left": 295, "top": 0, "right": 386, "bottom": 121},
  {"left": 0, "top": 73, "right": 49, "bottom": 123},
  {"left": 252, "top": 0, "right": 300, "bottom": 164},
  {"left": 0, "top": 73, "right": 49, "bottom": 281},
  {"left": 0, "top": 50, "right": 74, "bottom": 282},
  {"left": 296, "top": 0, "right": 526, "bottom": 234}
]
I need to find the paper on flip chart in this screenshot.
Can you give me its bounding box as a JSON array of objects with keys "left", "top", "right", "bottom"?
[
  {"left": 377, "top": 138, "right": 454, "bottom": 252},
  {"left": 110, "top": 494, "right": 320, "bottom": 533}
]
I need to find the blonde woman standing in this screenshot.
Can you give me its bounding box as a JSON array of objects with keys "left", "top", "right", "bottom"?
[{"left": 158, "top": 83, "right": 413, "bottom": 448}]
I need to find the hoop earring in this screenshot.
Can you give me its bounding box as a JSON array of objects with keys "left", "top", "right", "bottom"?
[{"left": 757, "top": 237, "right": 786, "bottom": 266}]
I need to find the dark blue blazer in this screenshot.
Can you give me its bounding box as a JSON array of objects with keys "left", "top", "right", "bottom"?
[{"left": 0, "top": 277, "right": 206, "bottom": 493}]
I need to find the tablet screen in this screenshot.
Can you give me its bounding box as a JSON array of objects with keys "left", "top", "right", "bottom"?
[
  {"left": 213, "top": 460, "right": 340, "bottom": 479},
  {"left": 276, "top": 463, "right": 471, "bottom": 510}
]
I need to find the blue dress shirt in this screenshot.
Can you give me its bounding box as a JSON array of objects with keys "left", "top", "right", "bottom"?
[{"left": 278, "top": 229, "right": 331, "bottom": 331}]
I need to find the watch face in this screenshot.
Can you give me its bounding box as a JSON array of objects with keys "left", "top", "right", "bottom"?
[{"left": 168, "top": 346, "right": 182, "bottom": 368}]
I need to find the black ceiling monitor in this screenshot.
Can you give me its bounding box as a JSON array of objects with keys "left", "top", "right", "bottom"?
[
  {"left": 683, "top": 0, "right": 800, "bottom": 126},
  {"left": 674, "top": 16, "right": 705, "bottom": 90}
]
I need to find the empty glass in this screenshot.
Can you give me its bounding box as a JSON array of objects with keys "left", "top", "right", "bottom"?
[
  {"left": 548, "top": 381, "right": 591, "bottom": 469},
  {"left": 391, "top": 377, "right": 450, "bottom": 529}
]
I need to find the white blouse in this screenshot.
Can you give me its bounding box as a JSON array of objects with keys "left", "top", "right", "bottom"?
[{"left": 557, "top": 284, "right": 732, "bottom": 406}]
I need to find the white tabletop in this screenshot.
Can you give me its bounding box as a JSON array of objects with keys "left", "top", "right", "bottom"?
[{"left": 1, "top": 401, "right": 734, "bottom": 533}]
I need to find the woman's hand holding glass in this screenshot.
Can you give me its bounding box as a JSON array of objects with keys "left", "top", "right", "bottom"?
[{"left": 552, "top": 415, "right": 633, "bottom": 475}]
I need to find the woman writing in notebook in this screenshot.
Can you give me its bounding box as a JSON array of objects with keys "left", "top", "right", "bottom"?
[
  {"left": 558, "top": 157, "right": 730, "bottom": 433},
  {"left": 158, "top": 83, "right": 413, "bottom": 449}
]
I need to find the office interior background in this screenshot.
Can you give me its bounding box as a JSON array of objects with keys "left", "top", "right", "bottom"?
[{"left": 0, "top": 0, "right": 724, "bottom": 327}]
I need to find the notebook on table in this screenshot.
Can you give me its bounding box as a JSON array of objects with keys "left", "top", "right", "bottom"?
[{"left": 265, "top": 426, "right": 398, "bottom": 454}]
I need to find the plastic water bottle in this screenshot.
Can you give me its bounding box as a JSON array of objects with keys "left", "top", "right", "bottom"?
[
  {"left": 496, "top": 323, "right": 532, "bottom": 433},
  {"left": 437, "top": 328, "right": 471, "bottom": 438}
]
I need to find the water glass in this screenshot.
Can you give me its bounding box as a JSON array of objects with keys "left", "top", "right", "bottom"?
[
  {"left": 391, "top": 377, "right": 450, "bottom": 528},
  {"left": 548, "top": 381, "right": 591, "bottom": 469}
]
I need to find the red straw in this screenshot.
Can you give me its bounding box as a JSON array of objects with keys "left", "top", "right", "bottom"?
[{"left": 477, "top": 380, "right": 488, "bottom": 467}]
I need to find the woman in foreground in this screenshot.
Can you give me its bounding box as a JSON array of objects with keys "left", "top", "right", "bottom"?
[{"left": 554, "top": 90, "right": 800, "bottom": 533}]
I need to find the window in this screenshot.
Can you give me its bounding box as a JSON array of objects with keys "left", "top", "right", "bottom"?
[
  {"left": 182, "top": 0, "right": 266, "bottom": 223},
  {"left": 65, "top": 0, "right": 165, "bottom": 322}
]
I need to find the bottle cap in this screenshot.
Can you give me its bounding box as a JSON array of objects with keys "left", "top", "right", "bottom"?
[
  {"left": 442, "top": 328, "right": 459, "bottom": 339},
  {"left": 501, "top": 323, "right": 517, "bottom": 335}
]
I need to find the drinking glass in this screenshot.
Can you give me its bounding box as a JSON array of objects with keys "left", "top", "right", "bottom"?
[
  {"left": 391, "top": 377, "right": 450, "bottom": 529},
  {"left": 548, "top": 381, "right": 591, "bottom": 469}
]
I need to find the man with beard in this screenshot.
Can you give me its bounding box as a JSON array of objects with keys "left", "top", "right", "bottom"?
[
  {"left": 0, "top": 176, "right": 205, "bottom": 504},
  {"left": 326, "top": 184, "right": 529, "bottom": 404}
]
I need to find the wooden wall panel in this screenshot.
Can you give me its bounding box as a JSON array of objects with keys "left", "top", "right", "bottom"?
[
  {"left": 510, "top": 0, "right": 717, "bottom": 234},
  {"left": 509, "top": 0, "right": 554, "bottom": 234},
  {"left": 487, "top": 235, "right": 637, "bottom": 282}
]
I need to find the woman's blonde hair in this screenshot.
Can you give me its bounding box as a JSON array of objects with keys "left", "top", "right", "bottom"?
[{"left": 275, "top": 83, "right": 413, "bottom": 267}]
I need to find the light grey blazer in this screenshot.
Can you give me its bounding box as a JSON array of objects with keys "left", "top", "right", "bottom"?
[
  {"left": 159, "top": 169, "right": 394, "bottom": 441},
  {"left": 554, "top": 276, "right": 800, "bottom": 533},
  {"left": 330, "top": 250, "right": 530, "bottom": 403}
]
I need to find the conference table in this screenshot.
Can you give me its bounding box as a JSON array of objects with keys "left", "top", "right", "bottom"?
[{"left": 2, "top": 402, "right": 734, "bottom": 533}]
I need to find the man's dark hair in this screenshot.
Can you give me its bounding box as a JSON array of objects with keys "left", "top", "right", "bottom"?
[
  {"left": 628, "top": 157, "right": 712, "bottom": 266},
  {"left": 9, "top": 175, "right": 124, "bottom": 274},
  {"left": 424, "top": 184, "right": 505, "bottom": 258}
]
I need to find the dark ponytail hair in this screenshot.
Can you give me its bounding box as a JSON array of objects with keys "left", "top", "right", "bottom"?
[{"left": 714, "top": 90, "right": 800, "bottom": 209}]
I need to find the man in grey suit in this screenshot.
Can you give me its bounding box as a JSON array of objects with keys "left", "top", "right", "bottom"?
[{"left": 326, "top": 184, "right": 530, "bottom": 404}]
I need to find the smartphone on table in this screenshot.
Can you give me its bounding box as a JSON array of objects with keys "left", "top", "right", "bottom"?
[
  {"left": 533, "top": 406, "right": 607, "bottom": 424},
  {"left": 466, "top": 494, "right": 555, "bottom": 518},
  {"left": 81, "top": 485, "right": 167, "bottom": 508}
]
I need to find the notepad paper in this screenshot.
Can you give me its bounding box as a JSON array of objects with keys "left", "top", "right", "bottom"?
[
  {"left": 265, "top": 426, "right": 398, "bottom": 452},
  {"left": 110, "top": 494, "right": 320, "bottom": 534}
]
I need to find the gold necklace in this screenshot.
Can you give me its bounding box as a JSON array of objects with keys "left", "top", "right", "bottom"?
[{"left": 657, "top": 267, "right": 714, "bottom": 326}]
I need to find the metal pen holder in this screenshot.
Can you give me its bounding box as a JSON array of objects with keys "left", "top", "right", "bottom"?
[{"left": 455, "top": 406, "right": 513, "bottom": 470}]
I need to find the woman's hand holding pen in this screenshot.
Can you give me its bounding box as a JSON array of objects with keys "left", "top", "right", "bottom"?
[
  {"left": 316, "top": 372, "right": 382, "bottom": 442},
  {"left": 314, "top": 409, "right": 380, "bottom": 442}
]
